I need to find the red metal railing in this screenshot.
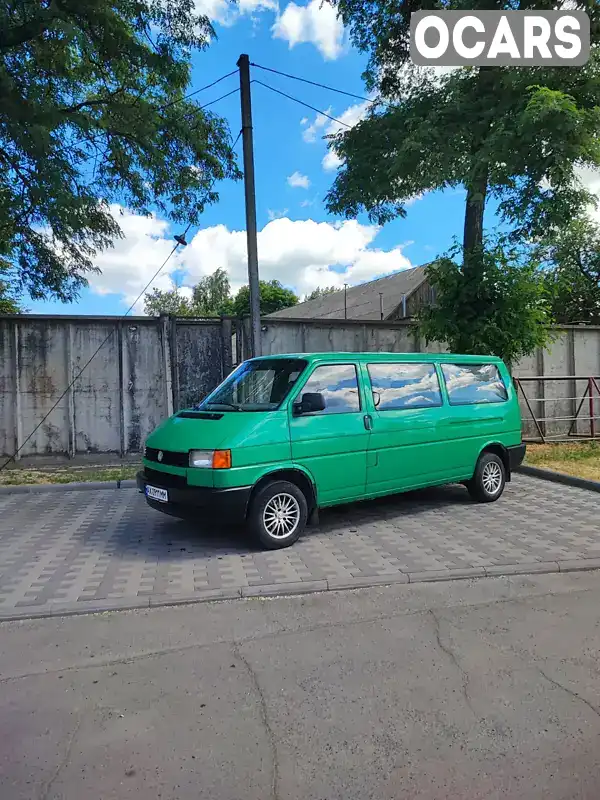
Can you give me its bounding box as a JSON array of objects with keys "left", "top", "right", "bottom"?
[{"left": 513, "top": 376, "right": 600, "bottom": 443}]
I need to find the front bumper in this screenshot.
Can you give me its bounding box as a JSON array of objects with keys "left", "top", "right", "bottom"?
[
  {"left": 137, "top": 470, "right": 251, "bottom": 523},
  {"left": 507, "top": 443, "right": 526, "bottom": 472}
]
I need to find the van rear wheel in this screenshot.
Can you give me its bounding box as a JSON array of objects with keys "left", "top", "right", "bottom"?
[
  {"left": 248, "top": 480, "right": 308, "bottom": 549},
  {"left": 467, "top": 452, "right": 506, "bottom": 503}
]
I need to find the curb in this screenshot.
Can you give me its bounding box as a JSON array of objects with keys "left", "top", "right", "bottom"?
[
  {"left": 2, "top": 559, "right": 600, "bottom": 623},
  {"left": 0, "top": 479, "right": 137, "bottom": 494},
  {"left": 517, "top": 465, "right": 600, "bottom": 494}
]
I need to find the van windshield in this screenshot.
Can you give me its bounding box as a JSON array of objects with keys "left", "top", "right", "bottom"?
[{"left": 199, "top": 358, "right": 308, "bottom": 412}]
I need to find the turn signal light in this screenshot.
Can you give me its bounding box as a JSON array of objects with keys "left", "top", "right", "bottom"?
[{"left": 212, "top": 449, "right": 232, "bottom": 469}]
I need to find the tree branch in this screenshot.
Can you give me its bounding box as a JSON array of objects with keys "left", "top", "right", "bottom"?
[
  {"left": 0, "top": 3, "right": 67, "bottom": 50},
  {"left": 58, "top": 88, "right": 127, "bottom": 114}
]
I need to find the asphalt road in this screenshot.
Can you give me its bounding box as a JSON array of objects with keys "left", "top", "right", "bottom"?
[{"left": 3, "top": 571, "right": 600, "bottom": 799}]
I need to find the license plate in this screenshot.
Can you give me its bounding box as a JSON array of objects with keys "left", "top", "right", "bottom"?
[{"left": 146, "top": 485, "right": 168, "bottom": 503}]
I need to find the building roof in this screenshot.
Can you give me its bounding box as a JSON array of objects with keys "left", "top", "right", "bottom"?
[{"left": 268, "top": 266, "right": 428, "bottom": 320}]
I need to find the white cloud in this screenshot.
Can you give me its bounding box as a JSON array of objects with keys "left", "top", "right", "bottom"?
[
  {"left": 178, "top": 216, "right": 413, "bottom": 298},
  {"left": 302, "top": 109, "right": 331, "bottom": 143},
  {"left": 287, "top": 171, "right": 311, "bottom": 189},
  {"left": 575, "top": 164, "right": 600, "bottom": 224},
  {"left": 303, "top": 100, "right": 370, "bottom": 171},
  {"left": 322, "top": 150, "right": 342, "bottom": 172},
  {"left": 267, "top": 207, "right": 289, "bottom": 220},
  {"left": 87, "top": 205, "right": 179, "bottom": 309},
  {"left": 272, "top": 0, "right": 346, "bottom": 60},
  {"left": 87, "top": 209, "right": 415, "bottom": 310},
  {"left": 194, "top": 0, "right": 278, "bottom": 25}
]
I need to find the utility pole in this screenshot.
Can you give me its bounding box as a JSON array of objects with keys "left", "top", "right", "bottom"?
[
  {"left": 344, "top": 284, "right": 348, "bottom": 319},
  {"left": 379, "top": 292, "right": 384, "bottom": 320},
  {"left": 237, "top": 54, "right": 261, "bottom": 357}
]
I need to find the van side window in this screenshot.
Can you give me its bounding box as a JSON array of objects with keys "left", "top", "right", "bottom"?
[
  {"left": 368, "top": 363, "right": 442, "bottom": 410},
  {"left": 299, "top": 364, "right": 360, "bottom": 414},
  {"left": 441, "top": 363, "right": 508, "bottom": 405}
]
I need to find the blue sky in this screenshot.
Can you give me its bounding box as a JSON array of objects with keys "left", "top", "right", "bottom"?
[{"left": 30, "top": 0, "right": 468, "bottom": 316}]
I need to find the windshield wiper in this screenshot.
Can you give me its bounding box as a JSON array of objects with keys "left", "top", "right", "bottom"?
[{"left": 202, "top": 402, "right": 246, "bottom": 411}]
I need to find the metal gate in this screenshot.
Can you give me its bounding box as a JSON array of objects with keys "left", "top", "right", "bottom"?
[
  {"left": 172, "top": 318, "right": 233, "bottom": 411},
  {"left": 514, "top": 375, "right": 600, "bottom": 443}
]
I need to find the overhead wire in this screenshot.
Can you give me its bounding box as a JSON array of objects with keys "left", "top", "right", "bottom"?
[
  {"left": 250, "top": 62, "right": 372, "bottom": 105},
  {"left": 252, "top": 80, "right": 352, "bottom": 128},
  {"left": 0, "top": 229, "right": 191, "bottom": 472},
  {"left": 4, "top": 72, "right": 241, "bottom": 471},
  {"left": 8, "top": 62, "right": 369, "bottom": 469},
  {"left": 161, "top": 69, "right": 238, "bottom": 110},
  {"left": 231, "top": 128, "right": 242, "bottom": 150}
]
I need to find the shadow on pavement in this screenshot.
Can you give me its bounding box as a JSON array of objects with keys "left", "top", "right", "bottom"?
[{"left": 113, "top": 482, "right": 477, "bottom": 560}]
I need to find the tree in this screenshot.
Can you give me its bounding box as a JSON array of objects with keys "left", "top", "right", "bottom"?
[
  {"left": 538, "top": 217, "right": 600, "bottom": 324},
  {"left": 0, "top": 0, "right": 240, "bottom": 304},
  {"left": 144, "top": 286, "right": 194, "bottom": 317},
  {"left": 232, "top": 280, "right": 298, "bottom": 316},
  {"left": 416, "top": 239, "right": 554, "bottom": 368},
  {"left": 192, "top": 268, "right": 232, "bottom": 315},
  {"left": 304, "top": 286, "right": 338, "bottom": 301},
  {"left": 326, "top": 0, "right": 600, "bottom": 283}
]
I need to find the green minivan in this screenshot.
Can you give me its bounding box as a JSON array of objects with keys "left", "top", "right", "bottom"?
[{"left": 137, "top": 352, "right": 525, "bottom": 549}]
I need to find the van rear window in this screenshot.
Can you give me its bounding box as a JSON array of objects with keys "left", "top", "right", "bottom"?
[{"left": 441, "top": 363, "right": 508, "bottom": 405}]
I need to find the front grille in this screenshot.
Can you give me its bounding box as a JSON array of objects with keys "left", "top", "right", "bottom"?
[
  {"left": 144, "top": 468, "right": 187, "bottom": 489},
  {"left": 145, "top": 448, "right": 188, "bottom": 467}
]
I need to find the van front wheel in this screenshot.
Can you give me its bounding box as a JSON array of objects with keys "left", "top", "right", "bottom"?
[
  {"left": 249, "top": 480, "right": 308, "bottom": 549},
  {"left": 467, "top": 452, "right": 506, "bottom": 503}
]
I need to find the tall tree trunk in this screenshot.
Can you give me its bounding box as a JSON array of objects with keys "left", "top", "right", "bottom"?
[{"left": 463, "top": 169, "right": 488, "bottom": 275}]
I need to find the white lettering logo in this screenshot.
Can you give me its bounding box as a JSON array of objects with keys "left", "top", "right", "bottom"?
[{"left": 410, "top": 10, "right": 589, "bottom": 67}]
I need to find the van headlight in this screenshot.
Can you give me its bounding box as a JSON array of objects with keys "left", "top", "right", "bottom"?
[{"left": 189, "top": 449, "right": 231, "bottom": 469}]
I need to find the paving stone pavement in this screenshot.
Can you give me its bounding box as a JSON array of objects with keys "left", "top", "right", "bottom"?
[{"left": 0, "top": 474, "right": 598, "bottom": 617}]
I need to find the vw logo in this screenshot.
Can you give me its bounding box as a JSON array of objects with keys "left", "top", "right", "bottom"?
[{"left": 157, "top": 451, "right": 164, "bottom": 462}]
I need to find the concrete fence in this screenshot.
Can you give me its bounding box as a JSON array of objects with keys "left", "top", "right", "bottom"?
[
  {"left": 250, "top": 318, "right": 600, "bottom": 441},
  {"left": 0, "top": 315, "right": 233, "bottom": 460},
  {"left": 1, "top": 314, "right": 599, "bottom": 460}
]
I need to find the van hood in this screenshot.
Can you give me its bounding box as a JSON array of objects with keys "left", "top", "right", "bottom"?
[{"left": 145, "top": 410, "right": 286, "bottom": 452}]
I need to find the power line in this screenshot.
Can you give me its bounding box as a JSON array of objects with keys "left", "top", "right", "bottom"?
[
  {"left": 0, "top": 231, "right": 190, "bottom": 472},
  {"left": 161, "top": 70, "right": 238, "bottom": 110},
  {"left": 251, "top": 62, "right": 372, "bottom": 105},
  {"left": 65, "top": 71, "right": 239, "bottom": 158},
  {"left": 199, "top": 87, "right": 240, "bottom": 111},
  {"left": 232, "top": 128, "right": 242, "bottom": 149},
  {"left": 253, "top": 80, "right": 352, "bottom": 129}
]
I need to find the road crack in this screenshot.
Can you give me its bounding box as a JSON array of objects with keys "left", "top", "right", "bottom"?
[
  {"left": 38, "top": 710, "right": 83, "bottom": 800},
  {"left": 232, "top": 642, "right": 280, "bottom": 800},
  {"left": 429, "top": 609, "right": 476, "bottom": 717},
  {"left": 537, "top": 667, "right": 600, "bottom": 722}
]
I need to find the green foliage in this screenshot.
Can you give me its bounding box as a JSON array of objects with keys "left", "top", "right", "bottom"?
[
  {"left": 144, "top": 286, "right": 195, "bottom": 317},
  {"left": 536, "top": 217, "right": 600, "bottom": 324},
  {"left": 304, "top": 286, "right": 338, "bottom": 302},
  {"left": 231, "top": 280, "right": 298, "bottom": 316},
  {"left": 0, "top": 0, "right": 241, "bottom": 303},
  {"left": 192, "top": 268, "right": 232, "bottom": 316},
  {"left": 144, "top": 271, "right": 298, "bottom": 317},
  {"left": 327, "top": 0, "right": 600, "bottom": 274},
  {"left": 416, "top": 240, "right": 554, "bottom": 368}
]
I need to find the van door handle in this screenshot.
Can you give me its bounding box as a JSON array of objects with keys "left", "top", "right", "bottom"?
[{"left": 363, "top": 414, "right": 373, "bottom": 431}]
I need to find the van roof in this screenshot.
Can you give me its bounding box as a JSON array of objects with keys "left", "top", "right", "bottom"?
[{"left": 249, "top": 352, "right": 504, "bottom": 364}]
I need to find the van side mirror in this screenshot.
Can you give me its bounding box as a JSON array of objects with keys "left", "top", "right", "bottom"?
[{"left": 293, "top": 392, "right": 326, "bottom": 415}]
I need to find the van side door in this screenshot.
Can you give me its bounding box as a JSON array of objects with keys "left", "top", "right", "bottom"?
[
  {"left": 363, "top": 361, "right": 455, "bottom": 495},
  {"left": 289, "top": 362, "right": 370, "bottom": 505}
]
